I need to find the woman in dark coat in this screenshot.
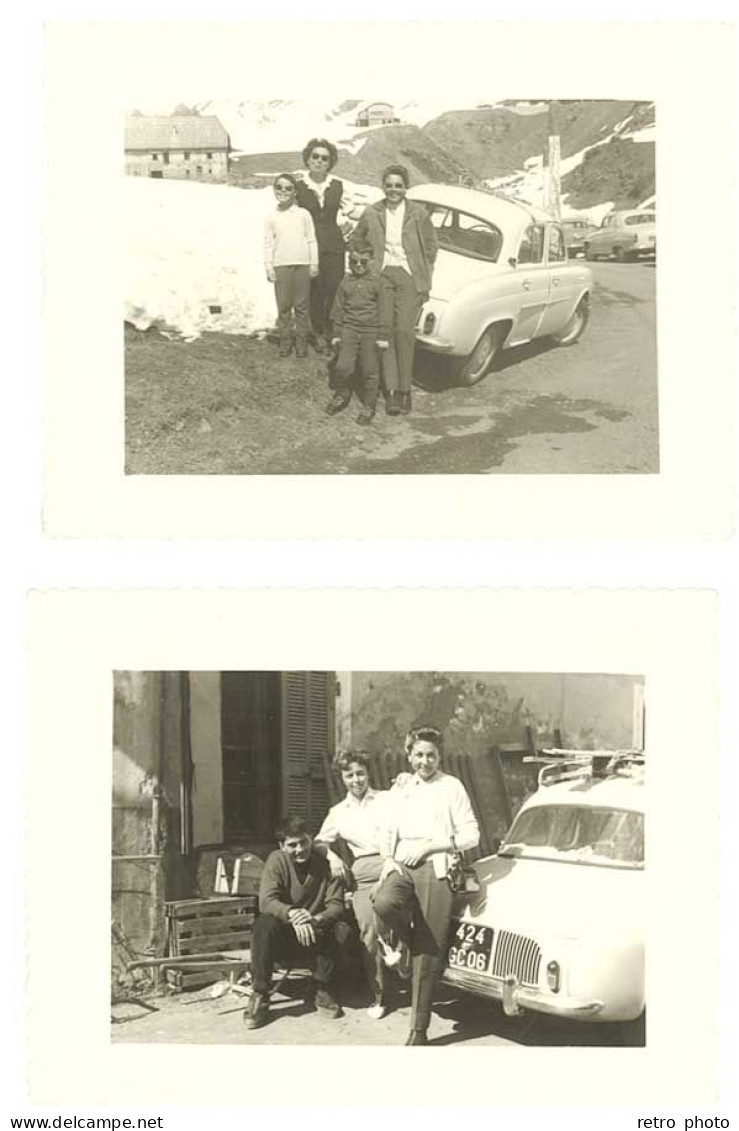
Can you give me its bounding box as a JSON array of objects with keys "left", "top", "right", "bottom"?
[
  {"left": 351, "top": 164, "right": 438, "bottom": 415},
  {"left": 295, "top": 138, "right": 351, "bottom": 353}
]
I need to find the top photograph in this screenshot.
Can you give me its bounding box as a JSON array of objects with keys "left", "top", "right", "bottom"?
[{"left": 124, "top": 98, "right": 658, "bottom": 476}]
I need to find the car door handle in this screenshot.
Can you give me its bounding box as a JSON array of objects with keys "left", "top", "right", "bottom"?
[
  {"left": 552, "top": 277, "right": 561, "bottom": 287},
  {"left": 521, "top": 280, "right": 532, "bottom": 291}
]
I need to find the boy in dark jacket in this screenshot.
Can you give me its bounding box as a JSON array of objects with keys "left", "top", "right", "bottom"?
[{"left": 325, "top": 246, "right": 389, "bottom": 426}]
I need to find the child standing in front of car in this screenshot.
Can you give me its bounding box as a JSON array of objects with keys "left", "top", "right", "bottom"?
[
  {"left": 264, "top": 173, "right": 319, "bottom": 358},
  {"left": 325, "top": 246, "right": 389, "bottom": 425}
]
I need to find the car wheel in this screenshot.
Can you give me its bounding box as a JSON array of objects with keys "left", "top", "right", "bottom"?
[
  {"left": 614, "top": 245, "right": 625, "bottom": 261},
  {"left": 551, "top": 297, "right": 590, "bottom": 346},
  {"left": 451, "top": 325, "right": 502, "bottom": 387}
]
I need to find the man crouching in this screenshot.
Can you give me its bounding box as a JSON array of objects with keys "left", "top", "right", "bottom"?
[{"left": 244, "top": 815, "right": 353, "bottom": 1030}]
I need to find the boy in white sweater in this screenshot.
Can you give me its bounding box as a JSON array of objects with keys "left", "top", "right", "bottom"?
[{"left": 264, "top": 174, "right": 319, "bottom": 357}]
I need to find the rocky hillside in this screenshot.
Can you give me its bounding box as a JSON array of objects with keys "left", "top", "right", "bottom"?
[
  {"left": 229, "top": 124, "right": 472, "bottom": 189},
  {"left": 562, "top": 136, "right": 655, "bottom": 209}
]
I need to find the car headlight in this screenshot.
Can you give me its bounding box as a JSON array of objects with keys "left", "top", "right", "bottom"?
[
  {"left": 423, "top": 312, "right": 436, "bottom": 335},
  {"left": 546, "top": 960, "right": 561, "bottom": 993}
]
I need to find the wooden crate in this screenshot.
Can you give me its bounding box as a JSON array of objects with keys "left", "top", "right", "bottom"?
[{"left": 165, "top": 896, "right": 257, "bottom": 958}]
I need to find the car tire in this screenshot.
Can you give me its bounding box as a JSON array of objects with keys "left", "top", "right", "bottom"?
[
  {"left": 451, "top": 325, "right": 502, "bottom": 387},
  {"left": 551, "top": 297, "right": 590, "bottom": 347}
]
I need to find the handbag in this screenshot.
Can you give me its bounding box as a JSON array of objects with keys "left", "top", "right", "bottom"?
[{"left": 446, "top": 834, "right": 480, "bottom": 894}]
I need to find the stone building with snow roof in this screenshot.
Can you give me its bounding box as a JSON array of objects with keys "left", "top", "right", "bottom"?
[{"left": 124, "top": 115, "right": 230, "bottom": 182}]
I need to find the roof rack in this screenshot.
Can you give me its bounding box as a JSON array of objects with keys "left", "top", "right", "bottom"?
[{"left": 525, "top": 748, "right": 645, "bottom": 788}]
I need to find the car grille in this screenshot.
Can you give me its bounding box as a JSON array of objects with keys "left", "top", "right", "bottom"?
[{"left": 490, "top": 930, "right": 542, "bottom": 987}]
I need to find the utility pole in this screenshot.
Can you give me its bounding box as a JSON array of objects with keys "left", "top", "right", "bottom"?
[{"left": 543, "top": 100, "right": 562, "bottom": 220}]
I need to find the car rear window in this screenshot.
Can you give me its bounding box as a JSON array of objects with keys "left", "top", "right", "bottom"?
[
  {"left": 421, "top": 202, "right": 502, "bottom": 263},
  {"left": 625, "top": 213, "right": 656, "bottom": 226}
]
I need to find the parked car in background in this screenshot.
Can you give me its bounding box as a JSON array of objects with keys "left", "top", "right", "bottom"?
[
  {"left": 407, "top": 185, "right": 593, "bottom": 386},
  {"left": 584, "top": 210, "right": 656, "bottom": 261},
  {"left": 561, "top": 217, "right": 599, "bottom": 257},
  {"left": 443, "top": 751, "right": 645, "bottom": 1025}
]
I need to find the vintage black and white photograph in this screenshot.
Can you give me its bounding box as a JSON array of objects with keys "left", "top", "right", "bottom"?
[
  {"left": 124, "top": 96, "right": 658, "bottom": 475},
  {"left": 112, "top": 670, "right": 646, "bottom": 1047}
]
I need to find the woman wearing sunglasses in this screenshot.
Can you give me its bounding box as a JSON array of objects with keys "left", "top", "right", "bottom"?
[
  {"left": 295, "top": 138, "right": 353, "bottom": 354},
  {"left": 372, "top": 725, "right": 479, "bottom": 1044}
]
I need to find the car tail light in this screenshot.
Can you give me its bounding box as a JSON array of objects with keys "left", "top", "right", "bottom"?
[
  {"left": 423, "top": 312, "right": 436, "bottom": 335},
  {"left": 546, "top": 960, "right": 561, "bottom": 993}
]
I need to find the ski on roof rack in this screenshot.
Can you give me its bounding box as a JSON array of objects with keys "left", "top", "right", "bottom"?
[{"left": 523, "top": 748, "right": 645, "bottom": 788}]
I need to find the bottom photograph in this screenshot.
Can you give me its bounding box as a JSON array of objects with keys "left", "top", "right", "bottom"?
[{"left": 111, "top": 669, "right": 646, "bottom": 1048}]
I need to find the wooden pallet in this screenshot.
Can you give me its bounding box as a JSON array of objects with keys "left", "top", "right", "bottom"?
[
  {"left": 165, "top": 965, "right": 249, "bottom": 992},
  {"left": 165, "top": 896, "right": 257, "bottom": 958}
]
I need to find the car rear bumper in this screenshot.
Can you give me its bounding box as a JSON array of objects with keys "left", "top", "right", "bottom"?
[
  {"left": 415, "top": 333, "right": 455, "bottom": 354},
  {"left": 442, "top": 965, "right": 605, "bottom": 1019}
]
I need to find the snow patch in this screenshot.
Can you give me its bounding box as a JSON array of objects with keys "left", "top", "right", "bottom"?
[{"left": 124, "top": 176, "right": 381, "bottom": 341}]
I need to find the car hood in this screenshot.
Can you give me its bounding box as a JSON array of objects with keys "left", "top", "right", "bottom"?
[
  {"left": 429, "top": 248, "right": 500, "bottom": 302},
  {"left": 457, "top": 853, "right": 645, "bottom": 936}
]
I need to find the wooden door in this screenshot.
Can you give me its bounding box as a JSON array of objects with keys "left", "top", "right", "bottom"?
[{"left": 221, "top": 672, "right": 281, "bottom": 841}]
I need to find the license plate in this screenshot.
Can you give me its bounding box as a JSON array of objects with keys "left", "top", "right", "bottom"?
[{"left": 447, "top": 919, "right": 493, "bottom": 974}]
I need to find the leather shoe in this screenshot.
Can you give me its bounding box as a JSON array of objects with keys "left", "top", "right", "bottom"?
[
  {"left": 405, "top": 1028, "right": 428, "bottom": 1045},
  {"left": 386, "top": 392, "right": 402, "bottom": 416},
  {"left": 356, "top": 406, "right": 376, "bottom": 426},
  {"left": 326, "top": 393, "right": 351, "bottom": 416},
  {"left": 242, "top": 992, "right": 269, "bottom": 1030}
]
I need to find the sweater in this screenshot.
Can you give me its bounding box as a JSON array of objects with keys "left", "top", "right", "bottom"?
[
  {"left": 382, "top": 771, "right": 480, "bottom": 879},
  {"left": 258, "top": 848, "right": 345, "bottom": 925},
  {"left": 330, "top": 273, "right": 389, "bottom": 338},
  {"left": 264, "top": 205, "right": 318, "bottom": 271}
]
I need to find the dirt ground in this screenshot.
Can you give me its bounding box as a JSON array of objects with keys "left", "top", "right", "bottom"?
[
  {"left": 125, "top": 260, "right": 658, "bottom": 475},
  {"left": 111, "top": 969, "right": 644, "bottom": 1048}
]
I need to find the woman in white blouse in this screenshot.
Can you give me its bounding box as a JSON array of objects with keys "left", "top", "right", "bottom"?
[
  {"left": 372, "top": 725, "right": 480, "bottom": 1044},
  {"left": 314, "top": 750, "right": 392, "bottom": 1019}
]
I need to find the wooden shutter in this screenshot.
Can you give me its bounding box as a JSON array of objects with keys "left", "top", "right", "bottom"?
[{"left": 280, "top": 672, "right": 334, "bottom": 833}]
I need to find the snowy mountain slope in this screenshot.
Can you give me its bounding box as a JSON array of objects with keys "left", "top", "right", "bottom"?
[{"left": 192, "top": 98, "right": 485, "bottom": 156}]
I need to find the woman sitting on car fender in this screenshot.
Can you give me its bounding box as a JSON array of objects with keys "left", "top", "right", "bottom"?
[{"left": 372, "top": 725, "right": 479, "bottom": 1045}]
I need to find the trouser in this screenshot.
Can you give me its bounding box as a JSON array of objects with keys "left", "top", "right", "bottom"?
[
  {"left": 310, "top": 252, "right": 344, "bottom": 339},
  {"left": 372, "top": 860, "right": 454, "bottom": 1030},
  {"left": 333, "top": 327, "right": 380, "bottom": 407},
  {"left": 273, "top": 265, "right": 311, "bottom": 345},
  {"left": 379, "top": 266, "right": 422, "bottom": 393},
  {"left": 250, "top": 913, "right": 353, "bottom": 997},
  {"left": 349, "top": 854, "right": 386, "bottom": 1004}
]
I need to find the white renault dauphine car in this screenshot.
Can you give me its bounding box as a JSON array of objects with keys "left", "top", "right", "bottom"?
[
  {"left": 443, "top": 752, "right": 645, "bottom": 1024},
  {"left": 407, "top": 185, "right": 594, "bottom": 386}
]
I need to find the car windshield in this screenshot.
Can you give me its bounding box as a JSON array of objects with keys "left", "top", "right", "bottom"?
[
  {"left": 499, "top": 804, "right": 644, "bottom": 868},
  {"left": 421, "top": 202, "right": 503, "bottom": 263}
]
